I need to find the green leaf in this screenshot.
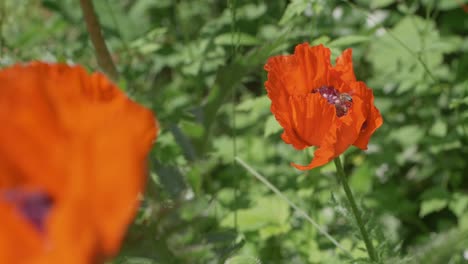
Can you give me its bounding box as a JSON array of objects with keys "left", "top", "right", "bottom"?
[
  {"left": 419, "top": 187, "right": 451, "bottom": 217},
  {"left": 368, "top": 16, "right": 460, "bottom": 93},
  {"left": 429, "top": 120, "right": 448, "bottom": 137},
  {"left": 429, "top": 140, "right": 462, "bottom": 154},
  {"left": 168, "top": 124, "right": 197, "bottom": 161},
  {"left": 264, "top": 115, "right": 283, "bottom": 137},
  {"left": 180, "top": 120, "right": 205, "bottom": 139},
  {"left": 420, "top": 187, "right": 451, "bottom": 200},
  {"left": 225, "top": 256, "right": 262, "bottom": 264},
  {"left": 449, "top": 96, "right": 468, "bottom": 109},
  {"left": 154, "top": 159, "right": 187, "bottom": 199},
  {"left": 213, "top": 136, "right": 235, "bottom": 163},
  {"left": 389, "top": 125, "right": 425, "bottom": 146},
  {"left": 117, "top": 222, "right": 178, "bottom": 263},
  {"left": 328, "top": 35, "right": 370, "bottom": 48},
  {"left": 349, "top": 162, "right": 373, "bottom": 193},
  {"left": 200, "top": 41, "right": 282, "bottom": 153},
  {"left": 237, "top": 3, "right": 267, "bottom": 20},
  {"left": 221, "top": 196, "right": 290, "bottom": 238},
  {"left": 311, "top": 35, "right": 331, "bottom": 46},
  {"left": 214, "top": 32, "right": 259, "bottom": 46},
  {"left": 409, "top": 228, "right": 468, "bottom": 263},
  {"left": 279, "top": 0, "right": 310, "bottom": 25},
  {"left": 236, "top": 96, "right": 270, "bottom": 111},
  {"left": 449, "top": 193, "right": 468, "bottom": 217},
  {"left": 356, "top": 0, "right": 396, "bottom": 8},
  {"left": 200, "top": 61, "right": 248, "bottom": 151},
  {"left": 370, "top": 0, "right": 396, "bottom": 8},
  {"left": 420, "top": 199, "right": 448, "bottom": 217},
  {"left": 422, "top": 0, "right": 468, "bottom": 10},
  {"left": 115, "top": 257, "right": 159, "bottom": 264}
]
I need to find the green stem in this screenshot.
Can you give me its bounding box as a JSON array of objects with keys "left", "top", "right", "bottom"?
[
  {"left": 79, "top": 0, "right": 119, "bottom": 81},
  {"left": 334, "top": 157, "right": 377, "bottom": 262}
]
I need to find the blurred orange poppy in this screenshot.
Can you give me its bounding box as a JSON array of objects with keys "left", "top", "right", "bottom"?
[
  {"left": 0, "top": 62, "right": 157, "bottom": 263},
  {"left": 264, "top": 43, "right": 383, "bottom": 170}
]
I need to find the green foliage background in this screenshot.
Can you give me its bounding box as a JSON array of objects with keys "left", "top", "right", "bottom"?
[{"left": 2, "top": 0, "right": 468, "bottom": 263}]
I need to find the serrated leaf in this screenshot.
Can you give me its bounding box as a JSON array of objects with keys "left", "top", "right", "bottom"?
[{"left": 368, "top": 16, "right": 460, "bottom": 92}]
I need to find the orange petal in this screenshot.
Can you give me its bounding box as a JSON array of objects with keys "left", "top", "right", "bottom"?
[
  {"left": 285, "top": 93, "right": 336, "bottom": 148},
  {"left": 333, "top": 48, "right": 356, "bottom": 82},
  {"left": 292, "top": 96, "right": 367, "bottom": 170},
  {"left": 265, "top": 44, "right": 336, "bottom": 149},
  {"left": 291, "top": 123, "right": 338, "bottom": 170},
  {"left": 0, "top": 62, "right": 157, "bottom": 263},
  {"left": 265, "top": 55, "right": 306, "bottom": 149},
  {"left": 293, "top": 43, "right": 332, "bottom": 92},
  {"left": 354, "top": 104, "right": 383, "bottom": 149},
  {"left": 0, "top": 203, "right": 42, "bottom": 262},
  {"left": 348, "top": 82, "right": 383, "bottom": 150},
  {"left": 265, "top": 43, "right": 333, "bottom": 97},
  {"left": 265, "top": 54, "right": 299, "bottom": 97}
]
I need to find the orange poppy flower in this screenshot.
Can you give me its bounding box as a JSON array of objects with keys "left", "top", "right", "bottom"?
[
  {"left": 0, "top": 62, "right": 158, "bottom": 264},
  {"left": 264, "top": 43, "right": 383, "bottom": 170}
]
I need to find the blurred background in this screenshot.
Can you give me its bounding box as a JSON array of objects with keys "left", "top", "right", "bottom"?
[{"left": 1, "top": 0, "right": 467, "bottom": 263}]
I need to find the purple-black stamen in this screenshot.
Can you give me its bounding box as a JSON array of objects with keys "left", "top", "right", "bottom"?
[
  {"left": 3, "top": 189, "right": 53, "bottom": 233},
  {"left": 312, "top": 85, "right": 353, "bottom": 117}
]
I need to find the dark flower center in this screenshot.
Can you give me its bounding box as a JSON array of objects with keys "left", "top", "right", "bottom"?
[
  {"left": 313, "top": 86, "right": 353, "bottom": 117},
  {"left": 361, "top": 121, "right": 368, "bottom": 131},
  {"left": 3, "top": 189, "right": 53, "bottom": 233}
]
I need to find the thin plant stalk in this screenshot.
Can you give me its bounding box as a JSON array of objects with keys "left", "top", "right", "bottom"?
[
  {"left": 334, "top": 157, "right": 377, "bottom": 262},
  {"left": 235, "top": 157, "right": 352, "bottom": 257},
  {"left": 79, "top": 0, "right": 119, "bottom": 81}
]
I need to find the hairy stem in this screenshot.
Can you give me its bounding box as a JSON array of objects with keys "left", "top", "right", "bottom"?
[
  {"left": 79, "top": 0, "right": 119, "bottom": 81},
  {"left": 334, "top": 157, "right": 377, "bottom": 262}
]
